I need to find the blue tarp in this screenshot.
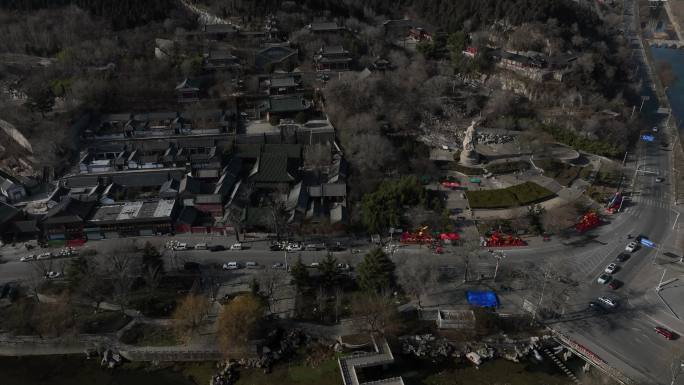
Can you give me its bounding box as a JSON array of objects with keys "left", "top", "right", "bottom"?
[{"left": 466, "top": 290, "right": 499, "bottom": 308}]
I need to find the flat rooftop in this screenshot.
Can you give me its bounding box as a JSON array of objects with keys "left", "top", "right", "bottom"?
[{"left": 90, "top": 199, "right": 175, "bottom": 224}]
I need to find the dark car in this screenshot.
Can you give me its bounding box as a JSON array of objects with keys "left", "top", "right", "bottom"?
[
  {"left": 209, "top": 245, "right": 226, "bottom": 252},
  {"left": 615, "top": 253, "right": 630, "bottom": 262},
  {"left": 0, "top": 283, "right": 9, "bottom": 298},
  {"left": 608, "top": 279, "right": 622, "bottom": 290},
  {"left": 269, "top": 243, "right": 282, "bottom": 251},
  {"left": 589, "top": 301, "right": 608, "bottom": 313}
]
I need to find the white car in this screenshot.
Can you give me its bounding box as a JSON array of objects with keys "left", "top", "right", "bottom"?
[
  {"left": 36, "top": 252, "right": 52, "bottom": 260},
  {"left": 597, "top": 274, "right": 612, "bottom": 284},
  {"left": 652, "top": 126, "right": 659, "bottom": 133},
  {"left": 173, "top": 243, "right": 188, "bottom": 251},
  {"left": 598, "top": 296, "right": 618, "bottom": 308},
  {"left": 222, "top": 262, "right": 240, "bottom": 270},
  {"left": 45, "top": 271, "right": 61, "bottom": 279},
  {"left": 245, "top": 261, "right": 259, "bottom": 269},
  {"left": 230, "top": 242, "right": 243, "bottom": 250},
  {"left": 309, "top": 262, "right": 320, "bottom": 268},
  {"left": 286, "top": 243, "right": 302, "bottom": 252},
  {"left": 20, "top": 255, "right": 36, "bottom": 262},
  {"left": 604, "top": 263, "right": 618, "bottom": 274},
  {"left": 625, "top": 241, "right": 638, "bottom": 253},
  {"left": 194, "top": 243, "right": 208, "bottom": 250}
]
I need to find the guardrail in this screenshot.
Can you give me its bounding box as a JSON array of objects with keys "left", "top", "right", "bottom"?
[{"left": 549, "top": 328, "right": 635, "bottom": 385}]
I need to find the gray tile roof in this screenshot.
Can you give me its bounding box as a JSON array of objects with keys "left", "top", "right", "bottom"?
[
  {"left": 249, "top": 153, "right": 294, "bottom": 183},
  {"left": 269, "top": 95, "right": 310, "bottom": 113}
]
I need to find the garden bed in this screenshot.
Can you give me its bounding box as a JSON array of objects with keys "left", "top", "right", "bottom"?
[{"left": 466, "top": 182, "right": 554, "bottom": 209}]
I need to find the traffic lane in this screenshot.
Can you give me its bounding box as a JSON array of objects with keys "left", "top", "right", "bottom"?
[
  {"left": 559, "top": 314, "right": 671, "bottom": 385},
  {"left": 0, "top": 261, "right": 33, "bottom": 284}
]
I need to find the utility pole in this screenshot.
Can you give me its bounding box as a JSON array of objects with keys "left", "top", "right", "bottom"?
[
  {"left": 463, "top": 256, "right": 469, "bottom": 283},
  {"left": 532, "top": 269, "right": 550, "bottom": 325},
  {"left": 492, "top": 251, "right": 506, "bottom": 282}
]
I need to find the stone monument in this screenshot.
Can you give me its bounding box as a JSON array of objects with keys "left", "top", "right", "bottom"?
[{"left": 460, "top": 119, "right": 480, "bottom": 166}]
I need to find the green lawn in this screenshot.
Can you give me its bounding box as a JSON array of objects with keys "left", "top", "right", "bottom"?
[
  {"left": 535, "top": 159, "right": 584, "bottom": 187},
  {"left": 119, "top": 322, "right": 178, "bottom": 346},
  {"left": 236, "top": 357, "right": 342, "bottom": 385},
  {"left": 466, "top": 182, "right": 555, "bottom": 209}
]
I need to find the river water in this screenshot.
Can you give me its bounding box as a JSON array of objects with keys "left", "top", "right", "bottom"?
[{"left": 651, "top": 47, "right": 684, "bottom": 128}]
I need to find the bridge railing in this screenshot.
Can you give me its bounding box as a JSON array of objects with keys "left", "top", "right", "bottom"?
[{"left": 549, "top": 328, "right": 635, "bottom": 385}]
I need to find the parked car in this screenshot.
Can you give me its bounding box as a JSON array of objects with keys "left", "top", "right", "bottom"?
[
  {"left": 305, "top": 243, "right": 325, "bottom": 251},
  {"left": 309, "top": 262, "right": 320, "bottom": 268},
  {"left": 604, "top": 263, "right": 618, "bottom": 274},
  {"left": 597, "top": 274, "right": 612, "bottom": 284},
  {"left": 286, "top": 243, "right": 302, "bottom": 252},
  {"left": 194, "top": 243, "right": 208, "bottom": 250},
  {"left": 45, "top": 271, "right": 61, "bottom": 279},
  {"left": 269, "top": 243, "right": 282, "bottom": 251},
  {"left": 598, "top": 296, "right": 618, "bottom": 308},
  {"left": 20, "top": 254, "right": 35, "bottom": 262},
  {"left": 608, "top": 279, "right": 622, "bottom": 290},
  {"left": 173, "top": 243, "right": 189, "bottom": 251},
  {"left": 655, "top": 326, "right": 676, "bottom": 340},
  {"left": 625, "top": 241, "right": 638, "bottom": 253},
  {"left": 615, "top": 253, "right": 630, "bottom": 262},
  {"left": 245, "top": 261, "right": 259, "bottom": 269},
  {"left": 209, "top": 245, "right": 226, "bottom": 252},
  {"left": 272, "top": 262, "right": 285, "bottom": 269},
  {"left": 656, "top": 177, "right": 665, "bottom": 183},
  {"left": 337, "top": 263, "right": 351, "bottom": 271},
  {"left": 222, "top": 262, "right": 241, "bottom": 270},
  {"left": 652, "top": 126, "right": 659, "bottom": 133},
  {"left": 230, "top": 243, "right": 243, "bottom": 250},
  {"left": 588, "top": 301, "right": 608, "bottom": 313},
  {"left": 36, "top": 252, "right": 51, "bottom": 260}
]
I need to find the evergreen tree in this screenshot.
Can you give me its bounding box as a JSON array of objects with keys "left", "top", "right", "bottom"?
[
  {"left": 289, "top": 257, "right": 310, "bottom": 289},
  {"left": 357, "top": 248, "right": 395, "bottom": 293},
  {"left": 318, "top": 253, "right": 339, "bottom": 288}
]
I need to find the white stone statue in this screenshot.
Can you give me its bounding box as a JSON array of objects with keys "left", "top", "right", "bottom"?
[{"left": 460, "top": 120, "right": 480, "bottom": 166}]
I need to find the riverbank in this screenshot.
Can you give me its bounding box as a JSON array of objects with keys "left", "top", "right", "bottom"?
[{"left": 0, "top": 353, "right": 597, "bottom": 385}]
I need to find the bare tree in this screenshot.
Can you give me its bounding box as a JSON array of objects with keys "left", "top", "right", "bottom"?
[
  {"left": 334, "top": 285, "right": 344, "bottom": 323},
  {"left": 257, "top": 269, "right": 286, "bottom": 313},
  {"left": 395, "top": 256, "right": 441, "bottom": 308},
  {"left": 173, "top": 294, "right": 211, "bottom": 343},
  {"left": 32, "top": 294, "right": 75, "bottom": 338},
  {"left": 267, "top": 189, "right": 291, "bottom": 242},
  {"left": 315, "top": 285, "right": 326, "bottom": 321},
  {"left": 142, "top": 264, "right": 162, "bottom": 297},
  {"left": 25, "top": 259, "right": 50, "bottom": 300},
  {"left": 224, "top": 206, "right": 245, "bottom": 242},
  {"left": 217, "top": 294, "right": 264, "bottom": 356},
  {"left": 350, "top": 291, "right": 401, "bottom": 336},
  {"left": 108, "top": 255, "right": 136, "bottom": 314}
]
